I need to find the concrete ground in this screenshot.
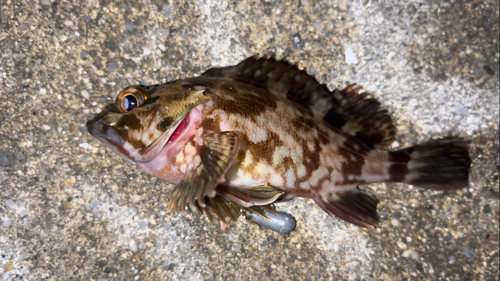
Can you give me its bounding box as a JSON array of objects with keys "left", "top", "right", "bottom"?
[{"left": 0, "top": 0, "right": 498, "bottom": 280}]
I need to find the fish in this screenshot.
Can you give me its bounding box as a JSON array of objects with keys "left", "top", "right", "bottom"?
[{"left": 86, "top": 55, "right": 471, "bottom": 230}]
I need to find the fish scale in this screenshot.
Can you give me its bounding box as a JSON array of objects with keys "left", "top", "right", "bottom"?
[{"left": 87, "top": 55, "right": 471, "bottom": 231}]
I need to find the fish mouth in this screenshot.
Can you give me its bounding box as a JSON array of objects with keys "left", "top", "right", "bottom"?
[
  {"left": 86, "top": 121, "right": 124, "bottom": 146},
  {"left": 139, "top": 113, "right": 191, "bottom": 162},
  {"left": 86, "top": 112, "right": 191, "bottom": 163},
  {"left": 86, "top": 118, "right": 135, "bottom": 162}
]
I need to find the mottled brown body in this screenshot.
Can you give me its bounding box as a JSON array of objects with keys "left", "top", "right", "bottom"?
[
  {"left": 185, "top": 77, "right": 389, "bottom": 192},
  {"left": 87, "top": 56, "right": 470, "bottom": 229}
]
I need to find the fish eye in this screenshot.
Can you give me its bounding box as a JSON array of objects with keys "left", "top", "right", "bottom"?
[{"left": 115, "top": 88, "right": 147, "bottom": 113}]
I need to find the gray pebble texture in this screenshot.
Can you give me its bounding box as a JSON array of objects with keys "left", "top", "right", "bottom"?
[{"left": 0, "top": 0, "right": 498, "bottom": 280}]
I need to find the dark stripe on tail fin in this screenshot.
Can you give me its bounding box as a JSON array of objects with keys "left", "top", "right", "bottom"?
[
  {"left": 314, "top": 188, "right": 379, "bottom": 229},
  {"left": 389, "top": 137, "right": 471, "bottom": 190}
]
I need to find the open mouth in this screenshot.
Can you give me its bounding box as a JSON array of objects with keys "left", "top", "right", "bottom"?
[
  {"left": 166, "top": 113, "right": 190, "bottom": 145},
  {"left": 139, "top": 112, "right": 191, "bottom": 162},
  {"left": 87, "top": 122, "right": 124, "bottom": 146},
  {"left": 86, "top": 111, "right": 191, "bottom": 163}
]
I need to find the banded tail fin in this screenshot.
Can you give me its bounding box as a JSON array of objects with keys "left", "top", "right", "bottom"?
[
  {"left": 314, "top": 189, "right": 379, "bottom": 229},
  {"left": 390, "top": 137, "right": 471, "bottom": 190}
]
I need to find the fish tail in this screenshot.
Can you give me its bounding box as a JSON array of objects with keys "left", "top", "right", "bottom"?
[
  {"left": 313, "top": 137, "right": 470, "bottom": 229},
  {"left": 389, "top": 137, "right": 471, "bottom": 190}
]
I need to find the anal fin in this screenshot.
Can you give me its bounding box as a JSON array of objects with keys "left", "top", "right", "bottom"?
[{"left": 315, "top": 188, "right": 379, "bottom": 229}]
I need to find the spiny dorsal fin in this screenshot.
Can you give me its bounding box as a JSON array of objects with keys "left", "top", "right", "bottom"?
[{"left": 202, "top": 55, "right": 395, "bottom": 148}]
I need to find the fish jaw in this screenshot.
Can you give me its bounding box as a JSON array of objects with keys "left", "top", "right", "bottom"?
[
  {"left": 136, "top": 103, "right": 206, "bottom": 184},
  {"left": 86, "top": 116, "right": 137, "bottom": 165},
  {"left": 86, "top": 103, "right": 199, "bottom": 172}
]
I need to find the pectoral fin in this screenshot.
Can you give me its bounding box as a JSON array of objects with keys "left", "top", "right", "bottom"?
[{"left": 167, "top": 132, "right": 240, "bottom": 212}]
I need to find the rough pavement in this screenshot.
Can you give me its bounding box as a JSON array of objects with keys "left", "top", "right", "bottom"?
[{"left": 0, "top": 0, "right": 498, "bottom": 280}]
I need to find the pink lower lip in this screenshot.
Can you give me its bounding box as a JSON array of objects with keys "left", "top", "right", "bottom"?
[{"left": 167, "top": 114, "right": 189, "bottom": 144}]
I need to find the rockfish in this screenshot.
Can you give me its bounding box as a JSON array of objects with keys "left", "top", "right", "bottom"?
[{"left": 86, "top": 56, "right": 470, "bottom": 231}]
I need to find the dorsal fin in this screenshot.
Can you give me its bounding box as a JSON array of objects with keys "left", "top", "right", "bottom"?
[{"left": 202, "top": 55, "right": 395, "bottom": 148}]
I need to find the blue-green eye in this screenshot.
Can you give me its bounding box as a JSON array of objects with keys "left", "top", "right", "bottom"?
[{"left": 116, "top": 88, "right": 147, "bottom": 113}]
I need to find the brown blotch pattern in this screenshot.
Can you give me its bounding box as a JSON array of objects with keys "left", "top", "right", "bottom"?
[
  {"left": 337, "top": 139, "right": 370, "bottom": 185},
  {"left": 208, "top": 81, "right": 277, "bottom": 119},
  {"left": 247, "top": 130, "right": 283, "bottom": 167},
  {"left": 279, "top": 156, "right": 295, "bottom": 173},
  {"left": 199, "top": 115, "right": 222, "bottom": 134},
  {"left": 301, "top": 139, "right": 321, "bottom": 183},
  {"left": 116, "top": 113, "right": 142, "bottom": 131},
  {"left": 291, "top": 117, "right": 314, "bottom": 132},
  {"left": 202, "top": 56, "right": 396, "bottom": 148},
  {"left": 156, "top": 116, "right": 174, "bottom": 132}
]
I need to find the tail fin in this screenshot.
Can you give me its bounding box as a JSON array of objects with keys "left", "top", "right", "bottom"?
[
  {"left": 313, "top": 137, "right": 470, "bottom": 229},
  {"left": 389, "top": 137, "right": 471, "bottom": 190}
]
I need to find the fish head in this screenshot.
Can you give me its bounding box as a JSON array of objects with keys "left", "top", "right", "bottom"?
[{"left": 86, "top": 82, "right": 211, "bottom": 164}]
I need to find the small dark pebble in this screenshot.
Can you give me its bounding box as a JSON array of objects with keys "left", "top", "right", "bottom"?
[
  {"left": 0, "top": 149, "right": 13, "bottom": 167},
  {"left": 67, "top": 197, "right": 73, "bottom": 202},
  {"left": 408, "top": 263, "right": 415, "bottom": 271},
  {"left": 426, "top": 205, "right": 433, "bottom": 210},
  {"left": 393, "top": 211, "right": 402, "bottom": 219},
  {"left": 416, "top": 262, "right": 423, "bottom": 272},
  {"left": 104, "top": 41, "right": 117, "bottom": 52},
  {"left": 104, "top": 267, "right": 119, "bottom": 274},
  {"left": 141, "top": 199, "right": 148, "bottom": 204},
  {"left": 167, "top": 263, "right": 176, "bottom": 271},
  {"left": 483, "top": 204, "right": 490, "bottom": 213},
  {"left": 98, "top": 260, "right": 107, "bottom": 268},
  {"left": 483, "top": 65, "right": 494, "bottom": 75},
  {"left": 291, "top": 33, "right": 302, "bottom": 49},
  {"left": 380, "top": 210, "right": 388, "bottom": 220}
]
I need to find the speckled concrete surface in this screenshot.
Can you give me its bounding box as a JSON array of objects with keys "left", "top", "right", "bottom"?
[{"left": 0, "top": 0, "right": 498, "bottom": 280}]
